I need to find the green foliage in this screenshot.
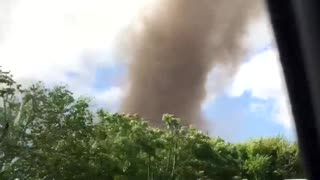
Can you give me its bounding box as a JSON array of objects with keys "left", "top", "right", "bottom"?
[
  {"left": 240, "top": 137, "right": 304, "bottom": 180},
  {"left": 0, "top": 68, "right": 305, "bottom": 179}
]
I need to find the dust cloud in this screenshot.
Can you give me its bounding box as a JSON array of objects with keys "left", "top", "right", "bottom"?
[{"left": 122, "top": 0, "right": 263, "bottom": 129}]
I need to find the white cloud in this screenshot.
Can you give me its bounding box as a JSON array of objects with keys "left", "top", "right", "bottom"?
[
  {"left": 229, "top": 49, "right": 294, "bottom": 131},
  {"left": 243, "top": 14, "right": 274, "bottom": 52},
  {"left": 202, "top": 64, "right": 235, "bottom": 109},
  {"left": 230, "top": 50, "right": 282, "bottom": 98},
  {"left": 0, "top": 0, "right": 151, "bottom": 110},
  {"left": 93, "top": 87, "right": 126, "bottom": 112},
  {"left": 0, "top": 0, "right": 16, "bottom": 39},
  {"left": 204, "top": 13, "right": 295, "bottom": 132},
  {"left": 0, "top": 0, "right": 150, "bottom": 82},
  {"left": 203, "top": 14, "right": 274, "bottom": 109}
]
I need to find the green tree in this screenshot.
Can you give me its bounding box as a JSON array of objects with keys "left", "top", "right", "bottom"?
[
  {"left": 0, "top": 67, "right": 305, "bottom": 179},
  {"left": 240, "top": 137, "right": 304, "bottom": 180}
]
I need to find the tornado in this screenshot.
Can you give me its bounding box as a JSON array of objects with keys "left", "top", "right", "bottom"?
[{"left": 122, "top": 0, "right": 262, "bottom": 129}]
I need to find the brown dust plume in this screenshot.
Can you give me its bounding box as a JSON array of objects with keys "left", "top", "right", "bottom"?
[{"left": 122, "top": 0, "right": 262, "bottom": 129}]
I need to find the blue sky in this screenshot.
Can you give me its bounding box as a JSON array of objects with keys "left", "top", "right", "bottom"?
[
  {"left": 204, "top": 92, "right": 293, "bottom": 142},
  {"left": 0, "top": 0, "right": 297, "bottom": 142}
]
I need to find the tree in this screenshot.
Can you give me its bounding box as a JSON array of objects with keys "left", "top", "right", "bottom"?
[
  {"left": 241, "top": 137, "right": 305, "bottom": 180},
  {"left": 0, "top": 67, "right": 305, "bottom": 179}
]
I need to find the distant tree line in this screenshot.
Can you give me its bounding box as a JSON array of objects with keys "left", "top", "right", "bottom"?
[{"left": 0, "top": 68, "right": 305, "bottom": 179}]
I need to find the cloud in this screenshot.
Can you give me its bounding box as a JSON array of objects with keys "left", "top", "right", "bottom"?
[
  {"left": 0, "top": 0, "right": 16, "bottom": 40},
  {"left": 243, "top": 14, "right": 274, "bottom": 52},
  {"left": 203, "top": 15, "right": 274, "bottom": 109},
  {"left": 0, "top": 0, "right": 151, "bottom": 111},
  {"left": 93, "top": 87, "right": 126, "bottom": 112},
  {"left": 0, "top": 0, "right": 147, "bottom": 82},
  {"left": 202, "top": 64, "right": 235, "bottom": 109},
  {"left": 229, "top": 49, "right": 294, "bottom": 131}
]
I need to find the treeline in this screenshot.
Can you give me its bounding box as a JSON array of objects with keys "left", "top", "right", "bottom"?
[{"left": 0, "top": 68, "right": 305, "bottom": 179}]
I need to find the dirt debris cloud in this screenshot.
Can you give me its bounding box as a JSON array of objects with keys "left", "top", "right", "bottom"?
[{"left": 122, "top": 0, "right": 262, "bottom": 129}]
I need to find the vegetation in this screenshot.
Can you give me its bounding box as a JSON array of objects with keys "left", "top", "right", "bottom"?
[{"left": 0, "top": 68, "right": 305, "bottom": 179}]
